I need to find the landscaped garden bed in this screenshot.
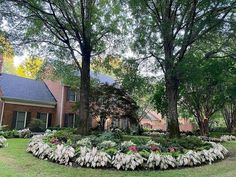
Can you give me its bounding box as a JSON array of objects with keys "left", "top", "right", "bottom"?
[{"left": 26, "top": 130, "right": 229, "bottom": 170}]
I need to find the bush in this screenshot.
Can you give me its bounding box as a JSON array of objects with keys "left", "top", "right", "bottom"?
[
  {"left": 0, "top": 130, "right": 19, "bottom": 138},
  {"left": 28, "top": 118, "right": 45, "bottom": 132},
  {"left": 0, "top": 136, "right": 7, "bottom": 148}
]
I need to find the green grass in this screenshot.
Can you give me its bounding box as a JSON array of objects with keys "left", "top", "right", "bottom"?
[{"left": 1, "top": 139, "right": 236, "bottom": 177}]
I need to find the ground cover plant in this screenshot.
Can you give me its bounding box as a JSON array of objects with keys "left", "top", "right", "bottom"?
[
  {"left": 26, "top": 130, "right": 229, "bottom": 170},
  {"left": 0, "top": 136, "right": 7, "bottom": 148}
]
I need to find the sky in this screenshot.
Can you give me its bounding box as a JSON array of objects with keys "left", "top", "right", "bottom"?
[{"left": 14, "top": 55, "right": 27, "bottom": 66}]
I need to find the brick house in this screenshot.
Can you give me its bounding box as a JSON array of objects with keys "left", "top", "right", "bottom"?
[
  {"left": 0, "top": 54, "right": 117, "bottom": 130},
  {"left": 0, "top": 73, "right": 57, "bottom": 130},
  {"left": 0, "top": 55, "right": 193, "bottom": 131},
  {"left": 140, "top": 111, "right": 193, "bottom": 132}
]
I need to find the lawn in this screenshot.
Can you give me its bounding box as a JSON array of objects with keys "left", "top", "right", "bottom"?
[{"left": 0, "top": 139, "right": 236, "bottom": 177}]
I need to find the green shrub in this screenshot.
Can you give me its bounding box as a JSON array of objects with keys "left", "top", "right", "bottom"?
[
  {"left": 0, "top": 130, "right": 19, "bottom": 138},
  {"left": 28, "top": 118, "right": 45, "bottom": 132}
]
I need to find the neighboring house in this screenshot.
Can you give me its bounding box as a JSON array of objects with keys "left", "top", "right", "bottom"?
[{"left": 140, "top": 111, "right": 193, "bottom": 132}]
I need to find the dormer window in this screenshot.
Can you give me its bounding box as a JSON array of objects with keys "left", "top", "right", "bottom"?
[{"left": 67, "top": 88, "right": 76, "bottom": 102}]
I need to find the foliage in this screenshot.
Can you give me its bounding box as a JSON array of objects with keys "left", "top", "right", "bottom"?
[
  {"left": 1, "top": 0, "right": 124, "bottom": 135},
  {"left": 28, "top": 118, "right": 46, "bottom": 132},
  {"left": 0, "top": 129, "right": 19, "bottom": 138},
  {"left": 0, "top": 136, "right": 7, "bottom": 148},
  {"left": 128, "top": 0, "right": 236, "bottom": 137},
  {"left": 27, "top": 132, "right": 231, "bottom": 170},
  {"left": 179, "top": 56, "right": 235, "bottom": 135},
  {"left": 90, "top": 84, "right": 139, "bottom": 130},
  {"left": 151, "top": 81, "right": 168, "bottom": 117},
  {"left": 92, "top": 56, "right": 155, "bottom": 124},
  {"left": 0, "top": 33, "right": 15, "bottom": 74},
  {"left": 16, "top": 57, "right": 44, "bottom": 79}
]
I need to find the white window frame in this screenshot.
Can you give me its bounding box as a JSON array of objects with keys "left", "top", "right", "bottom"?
[
  {"left": 38, "top": 112, "right": 49, "bottom": 129},
  {"left": 68, "top": 88, "right": 77, "bottom": 102},
  {"left": 16, "top": 111, "right": 27, "bottom": 130}
]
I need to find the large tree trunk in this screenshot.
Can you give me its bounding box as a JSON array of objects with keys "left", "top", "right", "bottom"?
[
  {"left": 222, "top": 103, "right": 236, "bottom": 133},
  {"left": 78, "top": 54, "right": 91, "bottom": 135},
  {"left": 199, "top": 118, "right": 209, "bottom": 136},
  {"left": 165, "top": 75, "right": 180, "bottom": 137}
]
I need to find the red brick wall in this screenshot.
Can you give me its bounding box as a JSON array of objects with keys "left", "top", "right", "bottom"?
[
  {"left": 44, "top": 80, "right": 79, "bottom": 127},
  {"left": 140, "top": 112, "right": 193, "bottom": 132},
  {"left": 44, "top": 80, "right": 63, "bottom": 126},
  {"left": 2, "top": 103, "right": 56, "bottom": 129}
]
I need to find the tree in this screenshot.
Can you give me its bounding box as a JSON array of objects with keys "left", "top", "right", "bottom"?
[
  {"left": 0, "top": 33, "right": 15, "bottom": 74},
  {"left": 90, "top": 83, "right": 139, "bottom": 131},
  {"left": 2, "top": 0, "right": 122, "bottom": 135},
  {"left": 16, "top": 57, "right": 43, "bottom": 79},
  {"left": 179, "top": 55, "right": 234, "bottom": 136},
  {"left": 92, "top": 56, "right": 155, "bottom": 126},
  {"left": 129, "top": 0, "right": 236, "bottom": 137},
  {"left": 222, "top": 66, "right": 236, "bottom": 132},
  {"left": 151, "top": 80, "right": 168, "bottom": 118}
]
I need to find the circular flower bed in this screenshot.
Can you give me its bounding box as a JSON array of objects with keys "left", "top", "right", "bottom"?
[
  {"left": 26, "top": 130, "right": 230, "bottom": 170},
  {"left": 0, "top": 136, "right": 7, "bottom": 148}
]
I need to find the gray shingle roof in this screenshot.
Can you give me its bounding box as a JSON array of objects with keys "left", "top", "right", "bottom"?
[
  {"left": 75, "top": 70, "right": 116, "bottom": 85},
  {"left": 90, "top": 71, "right": 115, "bottom": 85},
  {"left": 0, "top": 73, "right": 56, "bottom": 105}
]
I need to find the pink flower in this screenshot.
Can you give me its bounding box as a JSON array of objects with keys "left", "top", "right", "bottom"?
[
  {"left": 50, "top": 138, "right": 60, "bottom": 145},
  {"left": 150, "top": 144, "right": 160, "bottom": 152},
  {"left": 168, "top": 147, "right": 177, "bottom": 153},
  {"left": 128, "top": 145, "right": 138, "bottom": 152}
]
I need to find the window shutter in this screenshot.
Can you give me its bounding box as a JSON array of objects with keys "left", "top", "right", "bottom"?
[
  {"left": 64, "top": 114, "right": 68, "bottom": 127},
  {"left": 26, "top": 112, "right": 31, "bottom": 127},
  {"left": 75, "top": 114, "right": 79, "bottom": 127},
  {"left": 11, "top": 111, "right": 17, "bottom": 129},
  {"left": 66, "top": 88, "right": 70, "bottom": 101},
  {"left": 48, "top": 113, "right": 52, "bottom": 128}
]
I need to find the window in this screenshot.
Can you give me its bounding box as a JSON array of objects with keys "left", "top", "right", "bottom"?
[
  {"left": 37, "top": 112, "right": 48, "bottom": 130},
  {"left": 15, "top": 112, "right": 27, "bottom": 130},
  {"left": 67, "top": 88, "right": 76, "bottom": 102},
  {"left": 64, "top": 113, "right": 75, "bottom": 128}
]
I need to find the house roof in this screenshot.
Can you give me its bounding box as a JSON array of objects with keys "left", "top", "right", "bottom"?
[
  {"left": 90, "top": 71, "right": 116, "bottom": 85},
  {"left": 0, "top": 73, "right": 56, "bottom": 105},
  {"left": 75, "top": 70, "right": 116, "bottom": 85}
]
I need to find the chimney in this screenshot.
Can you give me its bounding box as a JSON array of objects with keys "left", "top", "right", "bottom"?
[{"left": 0, "top": 54, "right": 3, "bottom": 74}]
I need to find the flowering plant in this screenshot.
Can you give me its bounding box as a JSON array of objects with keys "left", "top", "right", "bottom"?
[
  {"left": 128, "top": 145, "right": 138, "bottom": 152},
  {"left": 50, "top": 137, "right": 60, "bottom": 145}
]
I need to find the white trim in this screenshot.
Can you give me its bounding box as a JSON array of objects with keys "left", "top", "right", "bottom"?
[
  {"left": 24, "top": 112, "right": 27, "bottom": 128},
  {"left": 0, "top": 101, "right": 5, "bottom": 126},
  {"left": 46, "top": 113, "right": 49, "bottom": 129},
  {"left": 4, "top": 101, "right": 55, "bottom": 108},
  {"left": 16, "top": 111, "right": 26, "bottom": 130},
  {"left": 59, "top": 85, "right": 65, "bottom": 128}
]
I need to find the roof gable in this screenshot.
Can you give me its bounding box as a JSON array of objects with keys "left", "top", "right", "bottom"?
[{"left": 0, "top": 73, "right": 56, "bottom": 104}]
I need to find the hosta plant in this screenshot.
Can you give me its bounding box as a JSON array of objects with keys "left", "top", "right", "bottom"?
[
  {"left": 76, "top": 147, "right": 111, "bottom": 168},
  {"left": 0, "top": 136, "right": 7, "bottom": 148},
  {"left": 27, "top": 133, "right": 231, "bottom": 171}
]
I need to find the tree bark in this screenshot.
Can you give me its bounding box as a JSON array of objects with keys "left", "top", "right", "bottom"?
[
  {"left": 165, "top": 75, "right": 180, "bottom": 137},
  {"left": 222, "top": 103, "right": 236, "bottom": 133},
  {"left": 78, "top": 53, "right": 91, "bottom": 135},
  {"left": 199, "top": 118, "right": 209, "bottom": 136}
]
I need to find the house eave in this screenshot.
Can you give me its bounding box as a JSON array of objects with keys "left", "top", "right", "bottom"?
[{"left": 0, "top": 96, "right": 56, "bottom": 108}]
